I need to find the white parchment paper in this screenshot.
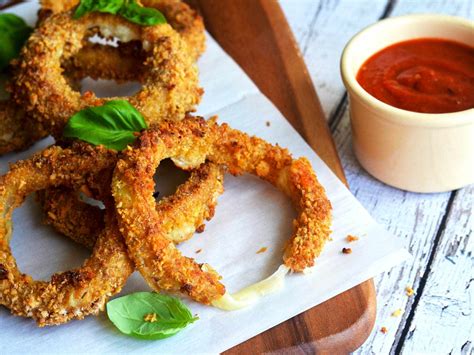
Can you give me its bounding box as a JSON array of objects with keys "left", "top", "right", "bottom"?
[{"left": 0, "top": 2, "right": 409, "bottom": 353}]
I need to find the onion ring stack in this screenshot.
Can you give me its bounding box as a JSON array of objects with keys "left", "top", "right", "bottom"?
[
  {"left": 0, "top": 0, "right": 333, "bottom": 328},
  {"left": 11, "top": 10, "right": 202, "bottom": 138}
]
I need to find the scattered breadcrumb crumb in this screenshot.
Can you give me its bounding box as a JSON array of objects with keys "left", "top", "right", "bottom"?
[
  {"left": 143, "top": 313, "right": 158, "bottom": 323},
  {"left": 196, "top": 224, "right": 205, "bottom": 233},
  {"left": 380, "top": 326, "right": 388, "bottom": 334},
  {"left": 266, "top": 121, "right": 271, "bottom": 127},
  {"left": 405, "top": 286, "right": 414, "bottom": 297},
  {"left": 391, "top": 309, "right": 402, "bottom": 317},
  {"left": 342, "top": 247, "right": 352, "bottom": 254},
  {"left": 346, "top": 234, "right": 359, "bottom": 242},
  {"left": 195, "top": 249, "right": 202, "bottom": 254},
  {"left": 256, "top": 247, "right": 268, "bottom": 254}
]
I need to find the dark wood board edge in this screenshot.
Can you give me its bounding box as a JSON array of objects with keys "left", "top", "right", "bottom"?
[{"left": 187, "top": 0, "right": 376, "bottom": 353}]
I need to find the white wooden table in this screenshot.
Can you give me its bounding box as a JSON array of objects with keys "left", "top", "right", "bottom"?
[{"left": 280, "top": 0, "right": 473, "bottom": 353}]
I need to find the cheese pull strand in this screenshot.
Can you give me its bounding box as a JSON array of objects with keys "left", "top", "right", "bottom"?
[{"left": 212, "top": 265, "right": 290, "bottom": 311}]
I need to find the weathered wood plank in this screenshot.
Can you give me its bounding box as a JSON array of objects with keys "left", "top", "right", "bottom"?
[
  {"left": 280, "top": 0, "right": 390, "bottom": 119},
  {"left": 337, "top": 1, "right": 473, "bottom": 353},
  {"left": 333, "top": 108, "right": 453, "bottom": 355},
  {"left": 390, "top": 0, "right": 473, "bottom": 17},
  {"left": 397, "top": 185, "right": 473, "bottom": 354},
  {"left": 282, "top": 0, "right": 473, "bottom": 353}
]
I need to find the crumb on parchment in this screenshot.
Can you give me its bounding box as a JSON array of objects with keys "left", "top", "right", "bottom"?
[
  {"left": 196, "top": 224, "right": 205, "bottom": 233},
  {"left": 380, "top": 326, "right": 388, "bottom": 334},
  {"left": 195, "top": 249, "right": 202, "bottom": 254},
  {"left": 342, "top": 247, "right": 352, "bottom": 254},
  {"left": 346, "top": 234, "right": 359, "bottom": 242},
  {"left": 405, "top": 286, "right": 414, "bottom": 296},
  {"left": 256, "top": 247, "right": 268, "bottom": 254},
  {"left": 391, "top": 309, "right": 402, "bottom": 317},
  {"left": 266, "top": 121, "right": 271, "bottom": 127}
]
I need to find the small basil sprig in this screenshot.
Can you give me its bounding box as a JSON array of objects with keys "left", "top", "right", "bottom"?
[
  {"left": 63, "top": 100, "right": 147, "bottom": 151},
  {"left": 107, "top": 292, "right": 198, "bottom": 340},
  {"left": 74, "top": 0, "right": 166, "bottom": 26},
  {"left": 0, "top": 14, "right": 32, "bottom": 71}
]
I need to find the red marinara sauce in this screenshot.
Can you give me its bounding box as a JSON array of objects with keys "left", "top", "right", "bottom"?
[{"left": 357, "top": 38, "right": 474, "bottom": 113}]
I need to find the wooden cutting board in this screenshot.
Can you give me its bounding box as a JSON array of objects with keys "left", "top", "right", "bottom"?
[
  {"left": 0, "top": 0, "right": 377, "bottom": 352},
  {"left": 187, "top": 0, "right": 377, "bottom": 353}
]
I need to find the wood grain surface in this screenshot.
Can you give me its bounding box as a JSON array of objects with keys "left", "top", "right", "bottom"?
[
  {"left": 188, "top": 0, "right": 376, "bottom": 353},
  {"left": 281, "top": 0, "right": 473, "bottom": 354}
]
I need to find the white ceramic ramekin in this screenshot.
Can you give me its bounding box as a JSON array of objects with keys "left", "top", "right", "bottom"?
[{"left": 341, "top": 14, "right": 474, "bottom": 193}]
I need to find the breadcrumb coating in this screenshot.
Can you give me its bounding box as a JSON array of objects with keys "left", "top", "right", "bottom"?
[
  {"left": 112, "top": 117, "right": 332, "bottom": 304},
  {"left": 39, "top": 161, "right": 224, "bottom": 247},
  {"left": 39, "top": 0, "right": 206, "bottom": 61},
  {"left": 10, "top": 10, "right": 202, "bottom": 138}
]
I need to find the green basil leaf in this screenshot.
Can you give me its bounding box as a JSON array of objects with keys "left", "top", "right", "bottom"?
[
  {"left": 0, "top": 14, "right": 32, "bottom": 71},
  {"left": 74, "top": 0, "right": 125, "bottom": 19},
  {"left": 63, "top": 100, "right": 147, "bottom": 151},
  {"left": 107, "top": 292, "right": 198, "bottom": 340},
  {"left": 119, "top": 0, "right": 166, "bottom": 26},
  {"left": 73, "top": 0, "right": 166, "bottom": 26}
]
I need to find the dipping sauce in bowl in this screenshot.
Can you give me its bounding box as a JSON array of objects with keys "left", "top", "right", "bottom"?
[
  {"left": 340, "top": 14, "right": 474, "bottom": 193},
  {"left": 357, "top": 38, "right": 474, "bottom": 113}
]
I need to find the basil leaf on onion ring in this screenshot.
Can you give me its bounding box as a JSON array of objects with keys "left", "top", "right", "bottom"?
[
  {"left": 0, "top": 14, "right": 32, "bottom": 71},
  {"left": 63, "top": 100, "right": 148, "bottom": 151},
  {"left": 74, "top": 0, "right": 167, "bottom": 26},
  {"left": 119, "top": 0, "right": 166, "bottom": 26},
  {"left": 74, "top": 0, "right": 125, "bottom": 19}
]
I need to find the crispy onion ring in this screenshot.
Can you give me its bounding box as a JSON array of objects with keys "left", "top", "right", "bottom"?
[
  {"left": 41, "top": 0, "right": 205, "bottom": 81},
  {"left": 0, "top": 142, "right": 223, "bottom": 326},
  {"left": 11, "top": 10, "right": 201, "bottom": 137},
  {"left": 0, "top": 101, "right": 48, "bottom": 155},
  {"left": 1, "top": 0, "right": 205, "bottom": 155},
  {"left": 39, "top": 0, "right": 206, "bottom": 60},
  {"left": 112, "top": 117, "right": 332, "bottom": 305},
  {"left": 0, "top": 143, "right": 125, "bottom": 326},
  {"left": 38, "top": 160, "right": 224, "bottom": 248}
]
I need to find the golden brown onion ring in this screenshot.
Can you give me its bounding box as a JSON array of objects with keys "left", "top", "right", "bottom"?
[
  {"left": 112, "top": 117, "right": 333, "bottom": 305},
  {"left": 0, "top": 143, "right": 126, "bottom": 326},
  {"left": 39, "top": 0, "right": 205, "bottom": 60},
  {"left": 42, "top": 0, "right": 205, "bottom": 82},
  {"left": 1, "top": 0, "right": 204, "bottom": 155},
  {"left": 0, "top": 101, "right": 48, "bottom": 155},
  {"left": 11, "top": 10, "right": 201, "bottom": 138}
]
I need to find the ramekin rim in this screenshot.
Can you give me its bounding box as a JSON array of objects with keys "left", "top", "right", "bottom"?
[{"left": 340, "top": 13, "right": 474, "bottom": 127}]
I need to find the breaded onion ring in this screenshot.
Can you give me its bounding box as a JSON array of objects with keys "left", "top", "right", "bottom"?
[
  {"left": 39, "top": 0, "right": 205, "bottom": 59},
  {"left": 41, "top": 0, "right": 205, "bottom": 82},
  {"left": 0, "top": 143, "right": 126, "bottom": 326},
  {"left": 38, "top": 161, "right": 224, "bottom": 247},
  {"left": 112, "top": 117, "right": 332, "bottom": 305},
  {"left": 0, "top": 143, "right": 223, "bottom": 326},
  {"left": 11, "top": 10, "right": 201, "bottom": 137},
  {"left": 0, "top": 101, "right": 48, "bottom": 155},
  {"left": 1, "top": 0, "right": 204, "bottom": 155}
]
